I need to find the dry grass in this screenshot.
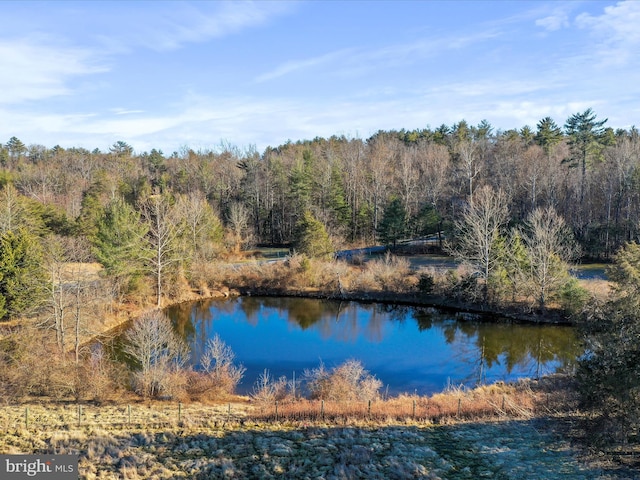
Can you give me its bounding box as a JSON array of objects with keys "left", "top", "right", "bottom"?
[
  {"left": 578, "top": 278, "right": 612, "bottom": 301},
  {"left": 0, "top": 377, "right": 573, "bottom": 435},
  {"left": 59, "top": 262, "right": 104, "bottom": 282},
  {"left": 250, "top": 377, "right": 572, "bottom": 426},
  {"left": 0, "top": 400, "right": 252, "bottom": 433},
  {"left": 224, "top": 253, "right": 422, "bottom": 296}
]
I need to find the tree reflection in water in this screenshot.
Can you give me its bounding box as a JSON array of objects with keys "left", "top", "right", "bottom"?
[{"left": 163, "top": 297, "right": 581, "bottom": 395}]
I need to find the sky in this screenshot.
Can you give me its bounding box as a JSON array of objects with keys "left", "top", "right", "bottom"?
[{"left": 1, "top": 0, "right": 639, "bottom": 155}]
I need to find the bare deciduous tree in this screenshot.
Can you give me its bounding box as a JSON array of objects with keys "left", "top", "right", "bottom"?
[
  {"left": 227, "top": 201, "right": 252, "bottom": 252},
  {"left": 365, "top": 138, "right": 395, "bottom": 236},
  {"left": 199, "top": 334, "right": 245, "bottom": 394},
  {"left": 175, "top": 191, "right": 224, "bottom": 261},
  {"left": 415, "top": 142, "right": 451, "bottom": 209},
  {"left": 304, "top": 359, "right": 382, "bottom": 402},
  {"left": 0, "top": 184, "right": 25, "bottom": 234},
  {"left": 454, "top": 139, "right": 482, "bottom": 201},
  {"left": 139, "top": 194, "right": 182, "bottom": 307},
  {"left": 520, "top": 207, "right": 580, "bottom": 311},
  {"left": 447, "top": 186, "right": 510, "bottom": 303},
  {"left": 124, "top": 310, "right": 189, "bottom": 398}
]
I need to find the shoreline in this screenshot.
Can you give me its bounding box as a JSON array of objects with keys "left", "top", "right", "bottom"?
[
  {"left": 93, "top": 286, "right": 571, "bottom": 345},
  {"left": 233, "top": 287, "right": 572, "bottom": 325}
]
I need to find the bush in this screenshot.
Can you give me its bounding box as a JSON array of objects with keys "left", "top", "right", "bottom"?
[
  {"left": 250, "top": 369, "right": 290, "bottom": 405},
  {"left": 351, "top": 253, "right": 415, "bottom": 292},
  {"left": 83, "top": 344, "right": 123, "bottom": 403},
  {"left": 417, "top": 272, "right": 435, "bottom": 294},
  {"left": 558, "top": 278, "right": 589, "bottom": 315},
  {"left": 304, "top": 359, "right": 382, "bottom": 402},
  {"left": 0, "top": 327, "right": 125, "bottom": 403},
  {"left": 445, "top": 269, "right": 481, "bottom": 302},
  {"left": 187, "top": 334, "right": 245, "bottom": 400}
]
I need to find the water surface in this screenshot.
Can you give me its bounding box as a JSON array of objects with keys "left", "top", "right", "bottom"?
[{"left": 166, "top": 297, "right": 580, "bottom": 396}]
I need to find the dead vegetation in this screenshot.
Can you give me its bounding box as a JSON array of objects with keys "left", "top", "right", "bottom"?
[
  {"left": 0, "top": 376, "right": 575, "bottom": 433},
  {"left": 250, "top": 376, "right": 576, "bottom": 425}
]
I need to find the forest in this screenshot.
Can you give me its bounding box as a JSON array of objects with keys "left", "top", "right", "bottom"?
[{"left": 0, "top": 109, "right": 637, "bottom": 256}]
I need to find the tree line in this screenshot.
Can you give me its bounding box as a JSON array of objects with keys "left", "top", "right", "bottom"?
[{"left": 1, "top": 108, "right": 637, "bottom": 257}]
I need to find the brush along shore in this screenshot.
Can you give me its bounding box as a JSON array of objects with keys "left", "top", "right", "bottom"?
[{"left": 0, "top": 376, "right": 632, "bottom": 479}]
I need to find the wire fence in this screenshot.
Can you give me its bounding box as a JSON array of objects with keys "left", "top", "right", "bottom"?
[
  {"left": 251, "top": 394, "right": 537, "bottom": 424},
  {"left": 1, "top": 391, "right": 542, "bottom": 432},
  {"left": 1, "top": 403, "right": 247, "bottom": 431}
]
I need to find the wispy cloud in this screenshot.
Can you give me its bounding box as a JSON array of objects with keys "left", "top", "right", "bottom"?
[
  {"left": 532, "top": 2, "right": 579, "bottom": 32},
  {"left": 254, "top": 48, "right": 355, "bottom": 82},
  {"left": 110, "top": 108, "right": 145, "bottom": 116},
  {"left": 575, "top": 0, "right": 640, "bottom": 65},
  {"left": 0, "top": 38, "right": 107, "bottom": 104},
  {"left": 116, "top": 1, "right": 296, "bottom": 52},
  {"left": 535, "top": 11, "right": 570, "bottom": 31},
  {"left": 255, "top": 28, "right": 502, "bottom": 84},
  {"left": 425, "top": 79, "right": 564, "bottom": 99}
]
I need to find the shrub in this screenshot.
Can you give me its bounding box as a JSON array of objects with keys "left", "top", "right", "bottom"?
[
  {"left": 367, "top": 252, "right": 413, "bottom": 291},
  {"left": 558, "top": 278, "right": 589, "bottom": 315},
  {"left": 306, "top": 259, "right": 351, "bottom": 293},
  {"left": 304, "top": 359, "right": 382, "bottom": 402},
  {"left": 250, "top": 369, "right": 290, "bottom": 405},
  {"left": 188, "top": 334, "right": 245, "bottom": 399},
  {"left": 417, "top": 272, "right": 435, "bottom": 294},
  {"left": 83, "top": 344, "right": 123, "bottom": 403},
  {"left": 445, "top": 268, "right": 481, "bottom": 302}
]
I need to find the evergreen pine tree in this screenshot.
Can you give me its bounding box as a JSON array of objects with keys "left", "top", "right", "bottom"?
[
  {"left": 293, "top": 210, "right": 333, "bottom": 259},
  {"left": 0, "top": 228, "right": 47, "bottom": 319},
  {"left": 377, "top": 197, "right": 406, "bottom": 247},
  {"left": 93, "top": 197, "right": 149, "bottom": 296}
]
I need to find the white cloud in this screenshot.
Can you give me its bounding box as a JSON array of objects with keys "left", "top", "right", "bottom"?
[
  {"left": 0, "top": 79, "right": 633, "bottom": 155},
  {"left": 535, "top": 12, "right": 569, "bottom": 31},
  {"left": 425, "top": 79, "right": 562, "bottom": 99},
  {"left": 575, "top": 0, "right": 640, "bottom": 65},
  {"left": 0, "top": 38, "right": 106, "bottom": 104}
]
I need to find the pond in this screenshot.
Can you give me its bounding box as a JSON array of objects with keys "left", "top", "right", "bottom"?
[{"left": 165, "top": 297, "right": 581, "bottom": 396}]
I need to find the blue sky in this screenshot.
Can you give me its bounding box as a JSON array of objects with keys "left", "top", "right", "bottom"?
[{"left": 1, "top": 0, "right": 638, "bottom": 154}]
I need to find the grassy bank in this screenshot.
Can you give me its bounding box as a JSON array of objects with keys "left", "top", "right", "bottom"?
[{"left": 0, "top": 377, "right": 630, "bottom": 479}]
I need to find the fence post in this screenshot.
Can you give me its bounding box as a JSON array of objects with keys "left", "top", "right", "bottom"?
[
  {"left": 227, "top": 403, "right": 231, "bottom": 424},
  {"left": 321, "top": 400, "right": 325, "bottom": 421},
  {"left": 178, "top": 402, "right": 182, "bottom": 422},
  {"left": 368, "top": 399, "right": 371, "bottom": 417},
  {"left": 457, "top": 398, "right": 461, "bottom": 417},
  {"left": 77, "top": 404, "right": 82, "bottom": 426},
  {"left": 128, "top": 405, "right": 131, "bottom": 424},
  {"left": 412, "top": 399, "right": 416, "bottom": 419},
  {"left": 25, "top": 406, "right": 29, "bottom": 429},
  {"left": 501, "top": 395, "right": 505, "bottom": 412}
]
